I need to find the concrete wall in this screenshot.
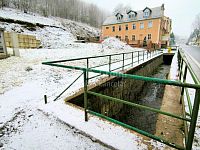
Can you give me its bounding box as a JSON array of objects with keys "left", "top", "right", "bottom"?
[
  {"left": 67, "top": 55, "right": 163, "bottom": 119},
  {"left": 4, "top": 32, "right": 40, "bottom": 49}
]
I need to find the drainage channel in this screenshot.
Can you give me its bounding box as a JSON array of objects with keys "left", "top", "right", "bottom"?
[
  {"left": 120, "top": 65, "right": 170, "bottom": 134},
  {"left": 67, "top": 63, "right": 170, "bottom": 136}
]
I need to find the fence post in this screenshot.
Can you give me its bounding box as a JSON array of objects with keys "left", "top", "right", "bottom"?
[
  {"left": 180, "top": 66, "right": 187, "bottom": 104},
  {"left": 84, "top": 70, "right": 88, "bottom": 122},
  {"left": 179, "top": 59, "right": 183, "bottom": 81},
  {"left": 138, "top": 51, "right": 139, "bottom": 64},
  {"left": 132, "top": 52, "right": 134, "bottom": 66},
  {"left": 186, "top": 89, "right": 200, "bottom": 150},
  {"left": 147, "top": 51, "right": 148, "bottom": 59},
  {"left": 143, "top": 51, "right": 144, "bottom": 61},
  {"left": 86, "top": 58, "right": 89, "bottom": 84},
  {"left": 44, "top": 95, "right": 47, "bottom": 104},
  {"left": 109, "top": 55, "right": 111, "bottom": 76},
  {"left": 122, "top": 53, "right": 125, "bottom": 71}
]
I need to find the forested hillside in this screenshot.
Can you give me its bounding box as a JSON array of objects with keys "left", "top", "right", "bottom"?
[{"left": 0, "top": 0, "right": 108, "bottom": 27}]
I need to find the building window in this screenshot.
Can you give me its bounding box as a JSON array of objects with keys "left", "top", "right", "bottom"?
[
  {"left": 144, "top": 9, "right": 150, "bottom": 18},
  {"left": 106, "top": 27, "right": 109, "bottom": 29},
  {"left": 118, "top": 36, "right": 121, "bottom": 40},
  {"left": 148, "top": 21, "right": 153, "bottom": 28},
  {"left": 125, "top": 24, "right": 128, "bottom": 30},
  {"left": 148, "top": 34, "right": 152, "bottom": 40},
  {"left": 140, "top": 23, "right": 144, "bottom": 29},
  {"left": 132, "top": 24, "right": 136, "bottom": 29},
  {"left": 129, "top": 14, "right": 135, "bottom": 19},
  {"left": 116, "top": 35, "right": 118, "bottom": 38},
  {"left": 132, "top": 35, "right": 136, "bottom": 41},
  {"left": 112, "top": 26, "right": 115, "bottom": 32},
  {"left": 119, "top": 25, "right": 121, "bottom": 31}
]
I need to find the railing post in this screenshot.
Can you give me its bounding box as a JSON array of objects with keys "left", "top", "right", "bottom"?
[
  {"left": 86, "top": 58, "right": 89, "bottom": 84},
  {"left": 84, "top": 70, "right": 88, "bottom": 122},
  {"left": 186, "top": 89, "right": 200, "bottom": 150},
  {"left": 122, "top": 53, "right": 125, "bottom": 71},
  {"left": 132, "top": 52, "right": 134, "bottom": 67},
  {"left": 179, "top": 59, "right": 183, "bottom": 81},
  {"left": 180, "top": 66, "right": 187, "bottom": 104},
  {"left": 44, "top": 95, "right": 47, "bottom": 104},
  {"left": 109, "top": 55, "right": 111, "bottom": 76},
  {"left": 138, "top": 51, "right": 139, "bottom": 64},
  {"left": 143, "top": 51, "right": 144, "bottom": 61}
]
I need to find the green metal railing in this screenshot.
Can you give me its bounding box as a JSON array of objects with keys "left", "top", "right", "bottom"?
[
  {"left": 44, "top": 50, "right": 160, "bottom": 101},
  {"left": 42, "top": 49, "right": 200, "bottom": 150}
]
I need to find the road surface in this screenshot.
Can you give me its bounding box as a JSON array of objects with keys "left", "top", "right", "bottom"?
[{"left": 180, "top": 44, "right": 200, "bottom": 81}]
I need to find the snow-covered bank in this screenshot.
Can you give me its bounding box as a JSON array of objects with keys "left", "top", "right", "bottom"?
[{"left": 0, "top": 8, "right": 100, "bottom": 48}]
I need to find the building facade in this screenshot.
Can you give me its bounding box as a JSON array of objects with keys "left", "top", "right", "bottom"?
[{"left": 101, "top": 4, "right": 172, "bottom": 48}]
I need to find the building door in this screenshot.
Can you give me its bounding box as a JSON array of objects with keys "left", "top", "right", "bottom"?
[
  {"left": 125, "top": 36, "right": 129, "bottom": 43},
  {"left": 143, "top": 36, "right": 147, "bottom": 46}
]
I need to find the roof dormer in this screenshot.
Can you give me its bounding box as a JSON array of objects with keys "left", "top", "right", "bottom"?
[
  {"left": 127, "top": 10, "right": 137, "bottom": 19},
  {"left": 143, "top": 7, "right": 152, "bottom": 18},
  {"left": 115, "top": 13, "right": 123, "bottom": 20}
]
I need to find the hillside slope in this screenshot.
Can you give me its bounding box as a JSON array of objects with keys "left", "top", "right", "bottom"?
[{"left": 0, "top": 8, "right": 100, "bottom": 48}]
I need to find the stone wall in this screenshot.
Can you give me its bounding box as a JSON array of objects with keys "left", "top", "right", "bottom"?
[{"left": 68, "top": 55, "right": 163, "bottom": 119}]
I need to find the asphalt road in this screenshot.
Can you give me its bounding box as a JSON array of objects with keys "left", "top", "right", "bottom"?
[
  {"left": 180, "top": 44, "right": 200, "bottom": 64},
  {"left": 179, "top": 44, "right": 200, "bottom": 81}
]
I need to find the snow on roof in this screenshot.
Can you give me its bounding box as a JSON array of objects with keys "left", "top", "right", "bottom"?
[{"left": 103, "top": 6, "right": 163, "bottom": 25}]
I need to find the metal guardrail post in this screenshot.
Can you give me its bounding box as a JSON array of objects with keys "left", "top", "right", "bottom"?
[
  {"left": 138, "top": 51, "right": 139, "bottom": 64},
  {"left": 186, "top": 89, "right": 200, "bottom": 150},
  {"left": 143, "top": 51, "right": 144, "bottom": 61},
  {"left": 122, "top": 53, "right": 125, "bottom": 71},
  {"left": 86, "top": 58, "right": 89, "bottom": 84},
  {"left": 179, "top": 59, "right": 184, "bottom": 81},
  {"left": 132, "top": 52, "right": 134, "bottom": 67},
  {"left": 84, "top": 70, "right": 88, "bottom": 122},
  {"left": 180, "top": 66, "right": 188, "bottom": 104},
  {"left": 109, "top": 55, "right": 111, "bottom": 77}
]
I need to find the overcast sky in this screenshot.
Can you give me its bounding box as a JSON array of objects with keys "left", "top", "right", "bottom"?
[{"left": 83, "top": 0, "right": 200, "bottom": 38}]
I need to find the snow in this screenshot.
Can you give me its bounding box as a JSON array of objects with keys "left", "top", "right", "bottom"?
[
  {"left": 0, "top": 8, "right": 100, "bottom": 49},
  {"left": 0, "top": 7, "right": 169, "bottom": 150},
  {"left": 102, "top": 37, "right": 135, "bottom": 50}
]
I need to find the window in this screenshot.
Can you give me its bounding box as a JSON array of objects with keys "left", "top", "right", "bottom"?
[
  {"left": 144, "top": 9, "right": 150, "bottom": 18},
  {"left": 118, "top": 36, "right": 121, "bottom": 40},
  {"left": 132, "top": 35, "right": 136, "bottom": 41},
  {"left": 125, "top": 24, "right": 128, "bottom": 30},
  {"left": 119, "top": 25, "right": 121, "bottom": 31},
  {"left": 106, "top": 27, "right": 109, "bottom": 29},
  {"left": 148, "top": 34, "right": 152, "bottom": 40},
  {"left": 116, "top": 36, "right": 118, "bottom": 38},
  {"left": 148, "top": 21, "right": 153, "bottom": 28},
  {"left": 129, "top": 14, "right": 135, "bottom": 19},
  {"left": 140, "top": 23, "right": 144, "bottom": 29},
  {"left": 132, "top": 24, "right": 136, "bottom": 29},
  {"left": 112, "top": 26, "right": 115, "bottom": 32}
]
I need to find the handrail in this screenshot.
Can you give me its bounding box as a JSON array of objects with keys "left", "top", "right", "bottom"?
[{"left": 41, "top": 49, "right": 200, "bottom": 150}]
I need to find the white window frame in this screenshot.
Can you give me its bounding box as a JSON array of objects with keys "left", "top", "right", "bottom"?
[
  {"left": 140, "top": 23, "right": 144, "bottom": 29},
  {"left": 132, "top": 24, "right": 136, "bottom": 29},
  {"left": 148, "top": 21, "right": 153, "bottom": 28}
]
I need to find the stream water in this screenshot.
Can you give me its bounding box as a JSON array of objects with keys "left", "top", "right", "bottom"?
[{"left": 121, "top": 65, "right": 170, "bottom": 134}]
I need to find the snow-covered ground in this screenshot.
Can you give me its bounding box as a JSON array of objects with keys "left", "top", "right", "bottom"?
[
  {"left": 1, "top": 35, "right": 159, "bottom": 149},
  {"left": 0, "top": 8, "right": 100, "bottom": 49}
]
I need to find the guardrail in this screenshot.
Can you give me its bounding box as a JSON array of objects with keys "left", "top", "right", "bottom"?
[
  {"left": 45, "top": 50, "right": 161, "bottom": 101},
  {"left": 42, "top": 48, "right": 200, "bottom": 150}
]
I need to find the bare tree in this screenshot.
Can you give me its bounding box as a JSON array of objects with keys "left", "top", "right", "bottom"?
[{"left": 192, "top": 13, "right": 200, "bottom": 43}]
